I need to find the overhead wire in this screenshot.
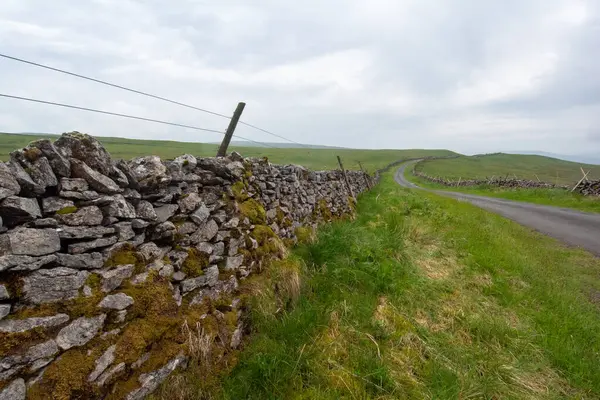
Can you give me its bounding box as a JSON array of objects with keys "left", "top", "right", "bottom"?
[
  {"left": 0, "top": 93, "right": 275, "bottom": 148},
  {"left": 0, "top": 53, "right": 306, "bottom": 147}
]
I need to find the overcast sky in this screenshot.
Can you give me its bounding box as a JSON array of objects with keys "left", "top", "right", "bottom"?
[{"left": 0, "top": 0, "right": 598, "bottom": 155}]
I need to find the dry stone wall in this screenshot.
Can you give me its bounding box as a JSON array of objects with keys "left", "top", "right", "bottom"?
[
  {"left": 576, "top": 180, "right": 600, "bottom": 196},
  {"left": 0, "top": 132, "right": 372, "bottom": 399}
]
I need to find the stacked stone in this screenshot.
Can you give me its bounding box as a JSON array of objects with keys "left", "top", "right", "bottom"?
[
  {"left": 577, "top": 180, "right": 600, "bottom": 196},
  {"left": 0, "top": 132, "right": 372, "bottom": 400}
]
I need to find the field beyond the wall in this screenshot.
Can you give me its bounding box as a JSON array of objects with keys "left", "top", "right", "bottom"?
[
  {"left": 417, "top": 153, "right": 600, "bottom": 186},
  {"left": 0, "top": 132, "right": 457, "bottom": 172}
]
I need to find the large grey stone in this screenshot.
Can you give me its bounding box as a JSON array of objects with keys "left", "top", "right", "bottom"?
[
  {"left": 154, "top": 204, "right": 178, "bottom": 223},
  {"left": 0, "top": 196, "right": 41, "bottom": 226},
  {"left": 0, "top": 228, "right": 60, "bottom": 256},
  {"left": 42, "top": 197, "right": 75, "bottom": 214},
  {"left": 0, "top": 378, "right": 26, "bottom": 400},
  {"left": 174, "top": 154, "right": 197, "bottom": 170},
  {"left": 225, "top": 255, "right": 244, "bottom": 271},
  {"left": 96, "top": 362, "right": 125, "bottom": 387},
  {"left": 125, "top": 355, "right": 187, "bottom": 400},
  {"left": 115, "top": 159, "right": 140, "bottom": 190},
  {"left": 59, "top": 177, "right": 88, "bottom": 192},
  {"left": 190, "top": 203, "right": 211, "bottom": 225},
  {"left": 178, "top": 193, "right": 203, "bottom": 214},
  {"left": 98, "top": 293, "right": 134, "bottom": 310},
  {"left": 98, "top": 264, "right": 134, "bottom": 292},
  {"left": 111, "top": 166, "right": 129, "bottom": 188},
  {"left": 56, "top": 253, "right": 104, "bottom": 269},
  {"left": 138, "top": 242, "right": 162, "bottom": 262},
  {"left": 22, "top": 268, "right": 89, "bottom": 304},
  {"left": 55, "top": 206, "right": 103, "bottom": 226},
  {"left": 102, "top": 195, "right": 136, "bottom": 219},
  {"left": 190, "top": 220, "right": 218, "bottom": 243},
  {"left": 0, "top": 314, "right": 69, "bottom": 333},
  {"left": 7, "top": 159, "right": 44, "bottom": 196},
  {"left": 68, "top": 235, "right": 118, "bottom": 254},
  {"left": 56, "top": 314, "right": 106, "bottom": 350},
  {"left": 71, "top": 159, "right": 121, "bottom": 194},
  {"left": 31, "top": 218, "right": 58, "bottom": 228},
  {"left": 10, "top": 150, "right": 58, "bottom": 192},
  {"left": 88, "top": 344, "right": 116, "bottom": 382},
  {"left": 0, "top": 163, "right": 20, "bottom": 200},
  {"left": 57, "top": 226, "right": 115, "bottom": 239},
  {"left": 55, "top": 132, "right": 113, "bottom": 175},
  {"left": 113, "top": 222, "right": 135, "bottom": 241},
  {"left": 135, "top": 201, "right": 157, "bottom": 221},
  {"left": 0, "top": 304, "right": 10, "bottom": 320},
  {"left": 0, "top": 284, "right": 9, "bottom": 300},
  {"left": 0, "top": 254, "right": 57, "bottom": 272},
  {"left": 150, "top": 222, "right": 176, "bottom": 241},
  {"left": 30, "top": 139, "right": 71, "bottom": 177},
  {"left": 180, "top": 265, "right": 219, "bottom": 293},
  {"left": 59, "top": 190, "right": 101, "bottom": 201},
  {"left": 128, "top": 156, "right": 169, "bottom": 190},
  {"left": 131, "top": 219, "right": 150, "bottom": 230}
]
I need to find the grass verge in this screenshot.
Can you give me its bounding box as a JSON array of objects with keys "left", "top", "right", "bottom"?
[
  {"left": 155, "top": 172, "right": 600, "bottom": 399},
  {"left": 406, "top": 167, "right": 600, "bottom": 214}
]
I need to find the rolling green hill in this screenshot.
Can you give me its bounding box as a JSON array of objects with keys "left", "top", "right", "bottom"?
[
  {"left": 416, "top": 153, "right": 600, "bottom": 185},
  {"left": 0, "top": 132, "right": 457, "bottom": 172}
]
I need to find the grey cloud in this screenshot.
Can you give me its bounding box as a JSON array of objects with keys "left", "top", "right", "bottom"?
[{"left": 0, "top": 0, "right": 598, "bottom": 155}]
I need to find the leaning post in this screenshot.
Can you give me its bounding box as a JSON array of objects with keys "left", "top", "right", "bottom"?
[{"left": 217, "top": 102, "right": 246, "bottom": 157}]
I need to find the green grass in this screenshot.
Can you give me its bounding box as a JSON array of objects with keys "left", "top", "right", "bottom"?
[
  {"left": 407, "top": 164, "right": 600, "bottom": 213},
  {"left": 0, "top": 132, "right": 456, "bottom": 172},
  {"left": 417, "top": 153, "right": 600, "bottom": 185},
  {"left": 155, "top": 173, "right": 600, "bottom": 399}
]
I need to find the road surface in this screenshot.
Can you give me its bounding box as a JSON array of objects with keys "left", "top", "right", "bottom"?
[{"left": 394, "top": 161, "right": 600, "bottom": 256}]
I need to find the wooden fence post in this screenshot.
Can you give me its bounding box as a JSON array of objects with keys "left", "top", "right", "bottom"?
[
  {"left": 217, "top": 102, "right": 246, "bottom": 157},
  {"left": 358, "top": 161, "right": 372, "bottom": 189},
  {"left": 337, "top": 156, "right": 356, "bottom": 200}
]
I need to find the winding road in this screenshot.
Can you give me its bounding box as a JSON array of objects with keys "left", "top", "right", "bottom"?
[{"left": 394, "top": 161, "right": 600, "bottom": 256}]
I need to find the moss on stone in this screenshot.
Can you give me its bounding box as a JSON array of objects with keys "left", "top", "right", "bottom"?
[
  {"left": 231, "top": 181, "right": 249, "bottom": 202},
  {"left": 239, "top": 198, "right": 266, "bottom": 224},
  {"left": 28, "top": 344, "right": 105, "bottom": 400},
  {"left": 295, "top": 226, "right": 315, "bottom": 244},
  {"left": 0, "top": 328, "right": 49, "bottom": 357},
  {"left": 23, "top": 147, "right": 42, "bottom": 162},
  {"left": 104, "top": 244, "right": 145, "bottom": 272},
  {"left": 181, "top": 248, "right": 209, "bottom": 277},
  {"left": 316, "top": 198, "right": 333, "bottom": 221},
  {"left": 56, "top": 206, "right": 78, "bottom": 215},
  {"left": 251, "top": 225, "right": 276, "bottom": 244}
]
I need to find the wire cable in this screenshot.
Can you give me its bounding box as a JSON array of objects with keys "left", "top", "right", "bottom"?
[
  {"left": 0, "top": 53, "right": 231, "bottom": 119},
  {"left": 0, "top": 93, "right": 275, "bottom": 148},
  {"left": 0, "top": 53, "right": 307, "bottom": 147}
]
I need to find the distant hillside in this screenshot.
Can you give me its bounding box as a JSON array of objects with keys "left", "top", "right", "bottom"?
[
  {"left": 213, "top": 140, "right": 346, "bottom": 149},
  {"left": 417, "top": 153, "right": 600, "bottom": 185},
  {"left": 506, "top": 151, "right": 600, "bottom": 166},
  {"left": 0, "top": 132, "right": 457, "bottom": 172}
]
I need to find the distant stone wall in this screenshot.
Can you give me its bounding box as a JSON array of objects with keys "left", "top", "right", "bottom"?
[
  {"left": 413, "top": 162, "right": 568, "bottom": 190},
  {"left": 0, "top": 132, "right": 372, "bottom": 399}
]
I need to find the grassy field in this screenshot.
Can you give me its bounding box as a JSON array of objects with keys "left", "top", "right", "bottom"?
[
  {"left": 0, "top": 132, "right": 456, "bottom": 172},
  {"left": 153, "top": 173, "right": 600, "bottom": 399},
  {"left": 417, "top": 153, "right": 600, "bottom": 186}
]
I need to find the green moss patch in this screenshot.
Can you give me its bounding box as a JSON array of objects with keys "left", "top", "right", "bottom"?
[
  {"left": 231, "top": 181, "right": 249, "bottom": 202},
  {"left": 294, "top": 226, "right": 315, "bottom": 244},
  {"left": 239, "top": 198, "right": 266, "bottom": 224},
  {"left": 104, "top": 244, "right": 145, "bottom": 272},
  {"left": 56, "top": 206, "right": 78, "bottom": 215},
  {"left": 181, "top": 248, "right": 209, "bottom": 277}
]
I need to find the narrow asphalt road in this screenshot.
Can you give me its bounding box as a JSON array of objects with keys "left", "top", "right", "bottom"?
[{"left": 394, "top": 160, "right": 600, "bottom": 256}]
